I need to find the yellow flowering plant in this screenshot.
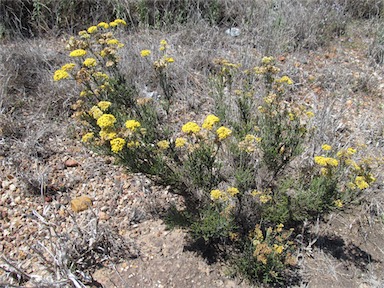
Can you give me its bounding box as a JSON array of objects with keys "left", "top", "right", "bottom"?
[
  {"left": 239, "top": 224, "right": 296, "bottom": 284},
  {"left": 296, "top": 144, "right": 377, "bottom": 216},
  {"left": 181, "top": 121, "right": 201, "bottom": 134},
  {"left": 55, "top": 24, "right": 380, "bottom": 285},
  {"left": 141, "top": 39, "right": 175, "bottom": 114}
]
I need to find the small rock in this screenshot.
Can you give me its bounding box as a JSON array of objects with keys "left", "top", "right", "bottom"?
[
  {"left": 18, "top": 250, "right": 27, "bottom": 260},
  {"left": 65, "top": 159, "right": 79, "bottom": 168},
  {"left": 225, "top": 27, "right": 241, "bottom": 37},
  {"left": 9, "top": 184, "right": 16, "bottom": 192},
  {"left": 45, "top": 196, "right": 53, "bottom": 202},
  {"left": 14, "top": 196, "right": 21, "bottom": 204},
  {"left": 1, "top": 180, "right": 10, "bottom": 189},
  {"left": 100, "top": 206, "right": 108, "bottom": 212},
  {"left": 99, "top": 211, "right": 109, "bottom": 221},
  {"left": 70, "top": 196, "right": 92, "bottom": 213},
  {"left": 58, "top": 209, "right": 66, "bottom": 217}
]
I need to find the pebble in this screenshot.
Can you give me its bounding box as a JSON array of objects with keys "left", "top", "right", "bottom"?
[
  {"left": 2, "top": 180, "right": 10, "bottom": 189},
  {"left": 14, "top": 196, "right": 21, "bottom": 204},
  {"left": 71, "top": 195, "right": 92, "bottom": 212},
  {"left": 9, "top": 184, "right": 16, "bottom": 192},
  {"left": 99, "top": 211, "right": 110, "bottom": 221},
  {"left": 64, "top": 159, "right": 79, "bottom": 167}
]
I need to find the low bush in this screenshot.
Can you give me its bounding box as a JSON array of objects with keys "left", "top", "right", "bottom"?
[{"left": 53, "top": 20, "right": 378, "bottom": 285}]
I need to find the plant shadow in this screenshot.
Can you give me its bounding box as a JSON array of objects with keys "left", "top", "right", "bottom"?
[{"left": 312, "top": 233, "right": 377, "bottom": 272}]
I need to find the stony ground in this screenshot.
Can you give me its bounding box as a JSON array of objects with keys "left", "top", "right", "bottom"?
[{"left": 0, "top": 20, "right": 384, "bottom": 288}]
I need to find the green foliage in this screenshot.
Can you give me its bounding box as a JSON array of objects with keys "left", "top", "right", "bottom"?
[
  {"left": 184, "top": 143, "right": 220, "bottom": 191},
  {"left": 190, "top": 204, "right": 236, "bottom": 243}
]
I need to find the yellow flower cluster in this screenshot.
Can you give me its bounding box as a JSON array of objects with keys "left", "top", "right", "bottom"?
[
  {"left": 125, "top": 120, "right": 141, "bottom": 131},
  {"left": 273, "top": 244, "right": 284, "bottom": 254},
  {"left": 127, "top": 141, "right": 140, "bottom": 148},
  {"left": 153, "top": 57, "right": 174, "bottom": 69},
  {"left": 337, "top": 147, "right": 357, "bottom": 158},
  {"left": 89, "top": 106, "right": 103, "bottom": 119},
  {"left": 107, "top": 39, "right": 119, "bottom": 45},
  {"left": 97, "top": 22, "right": 109, "bottom": 29},
  {"left": 334, "top": 199, "right": 343, "bottom": 208},
  {"left": 87, "top": 26, "right": 98, "bottom": 34},
  {"left": 238, "top": 134, "right": 261, "bottom": 153},
  {"left": 227, "top": 187, "right": 239, "bottom": 196},
  {"left": 165, "top": 57, "right": 174, "bottom": 63},
  {"left": 202, "top": 114, "right": 220, "bottom": 130},
  {"left": 99, "top": 129, "right": 116, "bottom": 140},
  {"left": 314, "top": 156, "right": 339, "bottom": 167},
  {"left": 276, "top": 223, "right": 284, "bottom": 233},
  {"left": 81, "top": 132, "right": 94, "bottom": 143},
  {"left": 306, "top": 111, "right": 315, "bottom": 118},
  {"left": 347, "top": 171, "right": 376, "bottom": 190},
  {"left": 210, "top": 187, "right": 240, "bottom": 201},
  {"left": 216, "top": 126, "right": 232, "bottom": 140},
  {"left": 83, "top": 58, "right": 97, "bottom": 67},
  {"left": 254, "top": 56, "right": 280, "bottom": 75},
  {"left": 140, "top": 50, "right": 151, "bottom": 57},
  {"left": 262, "top": 56, "right": 274, "bottom": 65},
  {"left": 69, "top": 49, "right": 87, "bottom": 57},
  {"left": 210, "top": 189, "right": 222, "bottom": 200},
  {"left": 110, "top": 138, "right": 126, "bottom": 153},
  {"left": 159, "top": 39, "right": 168, "bottom": 51},
  {"left": 250, "top": 224, "right": 295, "bottom": 268},
  {"left": 113, "top": 19, "right": 127, "bottom": 26},
  {"left": 110, "top": 19, "right": 127, "bottom": 27},
  {"left": 157, "top": 140, "right": 170, "bottom": 150},
  {"left": 53, "top": 69, "right": 70, "bottom": 81},
  {"left": 61, "top": 63, "right": 76, "bottom": 71},
  {"left": 321, "top": 144, "right": 332, "bottom": 151},
  {"left": 263, "top": 92, "right": 277, "bottom": 104},
  {"left": 276, "top": 75, "right": 293, "bottom": 85},
  {"left": 78, "top": 30, "right": 90, "bottom": 39},
  {"left": 355, "top": 176, "right": 370, "bottom": 190},
  {"left": 97, "top": 101, "right": 111, "bottom": 111},
  {"left": 182, "top": 122, "right": 200, "bottom": 134},
  {"left": 251, "top": 190, "right": 272, "bottom": 203},
  {"left": 213, "top": 58, "right": 241, "bottom": 70},
  {"left": 93, "top": 72, "right": 109, "bottom": 80},
  {"left": 97, "top": 114, "right": 116, "bottom": 128},
  {"left": 175, "top": 137, "right": 187, "bottom": 148},
  {"left": 260, "top": 194, "right": 272, "bottom": 203}
]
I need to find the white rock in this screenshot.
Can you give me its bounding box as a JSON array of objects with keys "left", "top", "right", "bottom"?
[
  {"left": 2, "top": 180, "right": 10, "bottom": 189},
  {"left": 14, "top": 196, "right": 21, "bottom": 204},
  {"left": 225, "top": 27, "right": 241, "bottom": 37}
]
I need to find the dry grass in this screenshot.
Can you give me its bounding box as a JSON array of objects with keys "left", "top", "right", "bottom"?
[{"left": 1, "top": 209, "right": 138, "bottom": 287}]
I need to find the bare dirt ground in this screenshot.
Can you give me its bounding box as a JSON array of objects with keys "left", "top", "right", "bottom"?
[{"left": 0, "top": 20, "right": 384, "bottom": 287}]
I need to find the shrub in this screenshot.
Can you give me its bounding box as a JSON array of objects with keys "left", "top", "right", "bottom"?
[{"left": 54, "top": 21, "right": 378, "bottom": 285}]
